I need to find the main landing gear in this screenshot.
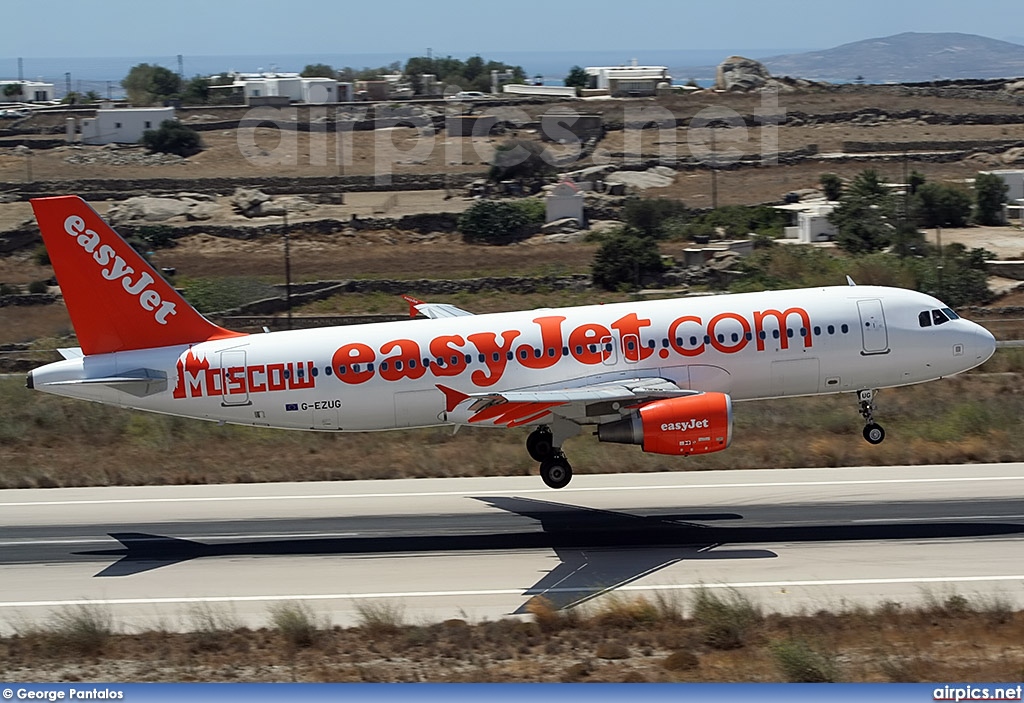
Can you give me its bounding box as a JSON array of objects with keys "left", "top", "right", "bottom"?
[
  {"left": 527, "top": 425, "right": 576, "bottom": 489},
  {"left": 858, "top": 389, "right": 885, "bottom": 445}
]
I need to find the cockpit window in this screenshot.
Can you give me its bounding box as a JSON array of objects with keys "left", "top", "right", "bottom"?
[
  {"left": 932, "top": 309, "right": 949, "bottom": 326},
  {"left": 918, "top": 311, "right": 931, "bottom": 328},
  {"left": 942, "top": 307, "right": 960, "bottom": 320}
]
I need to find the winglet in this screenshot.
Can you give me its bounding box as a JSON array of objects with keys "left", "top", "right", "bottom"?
[
  {"left": 401, "top": 294, "right": 425, "bottom": 318},
  {"left": 31, "top": 195, "right": 246, "bottom": 356},
  {"left": 436, "top": 384, "right": 470, "bottom": 413}
]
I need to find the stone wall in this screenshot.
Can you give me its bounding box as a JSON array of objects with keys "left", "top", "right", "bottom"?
[{"left": 2, "top": 173, "right": 480, "bottom": 200}]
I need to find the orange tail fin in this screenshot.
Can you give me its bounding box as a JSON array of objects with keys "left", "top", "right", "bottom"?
[{"left": 31, "top": 195, "right": 245, "bottom": 356}]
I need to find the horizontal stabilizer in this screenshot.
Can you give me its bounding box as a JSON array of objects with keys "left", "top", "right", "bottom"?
[{"left": 43, "top": 368, "right": 168, "bottom": 397}]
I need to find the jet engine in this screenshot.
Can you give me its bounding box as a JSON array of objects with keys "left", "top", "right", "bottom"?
[{"left": 597, "top": 393, "right": 733, "bottom": 455}]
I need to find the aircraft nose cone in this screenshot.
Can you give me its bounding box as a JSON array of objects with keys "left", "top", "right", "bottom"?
[{"left": 975, "top": 323, "right": 997, "bottom": 364}]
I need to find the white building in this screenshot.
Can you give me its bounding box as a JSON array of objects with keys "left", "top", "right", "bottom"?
[
  {"left": 546, "top": 180, "right": 585, "bottom": 224},
  {"left": 503, "top": 84, "right": 577, "bottom": 99},
  {"left": 775, "top": 201, "right": 838, "bottom": 243},
  {"left": 209, "top": 73, "right": 349, "bottom": 104},
  {"left": 584, "top": 61, "right": 671, "bottom": 96},
  {"left": 80, "top": 107, "right": 176, "bottom": 145},
  {"left": 1, "top": 79, "right": 55, "bottom": 103}
]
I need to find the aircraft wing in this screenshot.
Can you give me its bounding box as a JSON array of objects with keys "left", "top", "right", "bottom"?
[
  {"left": 401, "top": 294, "right": 474, "bottom": 319},
  {"left": 439, "top": 377, "right": 696, "bottom": 427}
]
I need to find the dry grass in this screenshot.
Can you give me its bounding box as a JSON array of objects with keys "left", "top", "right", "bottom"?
[
  {"left": 1, "top": 593, "right": 1021, "bottom": 682},
  {"left": 3, "top": 361, "right": 1024, "bottom": 488}
]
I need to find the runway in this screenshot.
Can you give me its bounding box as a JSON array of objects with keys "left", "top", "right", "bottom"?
[{"left": 1, "top": 463, "right": 1023, "bottom": 633}]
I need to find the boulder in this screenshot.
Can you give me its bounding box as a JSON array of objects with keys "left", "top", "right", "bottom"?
[
  {"left": 604, "top": 167, "right": 675, "bottom": 190},
  {"left": 107, "top": 197, "right": 193, "bottom": 225},
  {"left": 541, "top": 218, "right": 581, "bottom": 234},
  {"left": 1000, "top": 147, "right": 1024, "bottom": 165},
  {"left": 231, "top": 187, "right": 272, "bottom": 216},
  {"left": 185, "top": 202, "right": 220, "bottom": 221},
  {"left": 716, "top": 56, "right": 772, "bottom": 91}
]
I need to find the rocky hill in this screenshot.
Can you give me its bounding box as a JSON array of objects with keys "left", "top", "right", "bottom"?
[{"left": 762, "top": 32, "right": 1024, "bottom": 83}]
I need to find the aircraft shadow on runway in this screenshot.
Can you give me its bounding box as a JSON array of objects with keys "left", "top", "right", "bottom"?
[{"left": 75, "top": 496, "right": 1024, "bottom": 611}]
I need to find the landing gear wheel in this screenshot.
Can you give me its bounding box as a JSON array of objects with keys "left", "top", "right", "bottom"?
[
  {"left": 540, "top": 454, "right": 573, "bottom": 489},
  {"left": 863, "top": 423, "right": 885, "bottom": 445},
  {"left": 526, "top": 427, "right": 554, "bottom": 462}
]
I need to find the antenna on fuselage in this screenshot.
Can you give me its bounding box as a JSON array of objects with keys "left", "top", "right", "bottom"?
[{"left": 846, "top": 276, "right": 857, "bottom": 286}]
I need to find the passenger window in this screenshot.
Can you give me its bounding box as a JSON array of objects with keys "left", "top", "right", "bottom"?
[
  {"left": 841, "top": 324, "right": 849, "bottom": 333},
  {"left": 827, "top": 325, "right": 835, "bottom": 334},
  {"left": 919, "top": 311, "right": 932, "bottom": 327}
]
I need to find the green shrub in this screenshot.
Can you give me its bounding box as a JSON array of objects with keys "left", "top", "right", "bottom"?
[
  {"left": 27, "top": 280, "right": 49, "bottom": 294},
  {"left": 771, "top": 637, "right": 839, "bottom": 682},
  {"left": 141, "top": 120, "right": 202, "bottom": 157},
  {"left": 458, "top": 199, "right": 541, "bottom": 245},
  {"left": 591, "top": 230, "right": 664, "bottom": 290},
  {"left": 691, "top": 587, "right": 761, "bottom": 650},
  {"left": 622, "top": 197, "right": 688, "bottom": 238},
  {"left": 33, "top": 244, "right": 50, "bottom": 266}
]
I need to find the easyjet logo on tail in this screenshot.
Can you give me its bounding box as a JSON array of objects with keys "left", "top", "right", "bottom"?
[{"left": 63, "top": 214, "right": 177, "bottom": 325}]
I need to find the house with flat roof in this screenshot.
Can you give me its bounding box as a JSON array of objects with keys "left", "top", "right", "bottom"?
[
  {"left": 584, "top": 61, "right": 671, "bottom": 97},
  {"left": 1, "top": 80, "right": 55, "bottom": 103},
  {"left": 80, "top": 107, "right": 176, "bottom": 145}
]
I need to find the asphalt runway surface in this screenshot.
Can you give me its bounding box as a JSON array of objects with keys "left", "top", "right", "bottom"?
[{"left": 1, "top": 464, "right": 1023, "bottom": 632}]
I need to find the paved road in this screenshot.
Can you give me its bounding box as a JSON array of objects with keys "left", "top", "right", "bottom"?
[{"left": 1, "top": 464, "right": 1022, "bottom": 633}]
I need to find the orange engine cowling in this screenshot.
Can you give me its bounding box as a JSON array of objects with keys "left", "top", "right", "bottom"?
[{"left": 596, "top": 393, "right": 733, "bottom": 456}]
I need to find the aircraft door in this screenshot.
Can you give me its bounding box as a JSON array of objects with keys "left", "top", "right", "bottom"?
[
  {"left": 600, "top": 336, "right": 618, "bottom": 366},
  {"left": 620, "top": 334, "right": 641, "bottom": 364},
  {"left": 857, "top": 299, "right": 889, "bottom": 354},
  {"left": 220, "top": 350, "right": 250, "bottom": 406}
]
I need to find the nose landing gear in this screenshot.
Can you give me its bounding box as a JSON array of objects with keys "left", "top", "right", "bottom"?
[{"left": 858, "top": 389, "right": 885, "bottom": 445}]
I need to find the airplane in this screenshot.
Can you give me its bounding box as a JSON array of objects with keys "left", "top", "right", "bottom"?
[{"left": 26, "top": 195, "right": 997, "bottom": 489}]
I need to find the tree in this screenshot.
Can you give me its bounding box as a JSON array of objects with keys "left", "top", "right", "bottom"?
[
  {"left": 847, "top": 169, "right": 887, "bottom": 200},
  {"left": 488, "top": 139, "right": 556, "bottom": 182},
  {"left": 974, "top": 172, "right": 1008, "bottom": 226},
  {"left": 301, "top": 64, "right": 336, "bottom": 78},
  {"left": 564, "top": 66, "right": 588, "bottom": 94},
  {"left": 819, "top": 173, "right": 842, "bottom": 201},
  {"left": 3, "top": 83, "right": 24, "bottom": 98},
  {"left": 829, "top": 195, "right": 894, "bottom": 254},
  {"left": 121, "top": 63, "right": 181, "bottom": 105},
  {"left": 912, "top": 182, "right": 972, "bottom": 229},
  {"left": 141, "top": 120, "right": 202, "bottom": 157},
  {"left": 591, "top": 230, "right": 665, "bottom": 290},
  {"left": 908, "top": 170, "right": 927, "bottom": 195},
  {"left": 84, "top": 90, "right": 102, "bottom": 103},
  {"left": 182, "top": 76, "right": 210, "bottom": 105}
]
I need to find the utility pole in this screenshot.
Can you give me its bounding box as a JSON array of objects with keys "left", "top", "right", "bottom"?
[
  {"left": 283, "top": 210, "right": 293, "bottom": 331},
  {"left": 17, "top": 57, "right": 23, "bottom": 82},
  {"left": 710, "top": 126, "right": 718, "bottom": 209},
  {"left": 64, "top": 72, "right": 71, "bottom": 99}
]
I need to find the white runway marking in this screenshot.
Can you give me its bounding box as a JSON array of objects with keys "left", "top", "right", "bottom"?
[
  {"left": 3, "top": 474, "right": 1024, "bottom": 508},
  {"left": 2, "top": 574, "right": 1022, "bottom": 609}
]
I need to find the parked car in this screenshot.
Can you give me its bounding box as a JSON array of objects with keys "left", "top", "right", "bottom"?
[
  {"left": 446, "top": 91, "right": 489, "bottom": 102},
  {"left": 0, "top": 108, "right": 30, "bottom": 119}
]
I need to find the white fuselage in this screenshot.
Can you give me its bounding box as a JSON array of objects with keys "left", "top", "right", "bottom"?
[{"left": 29, "top": 285, "right": 996, "bottom": 432}]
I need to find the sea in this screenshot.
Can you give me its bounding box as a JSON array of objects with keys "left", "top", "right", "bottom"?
[{"left": 0, "top": 48, "right": 809, "bottom": 99}]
